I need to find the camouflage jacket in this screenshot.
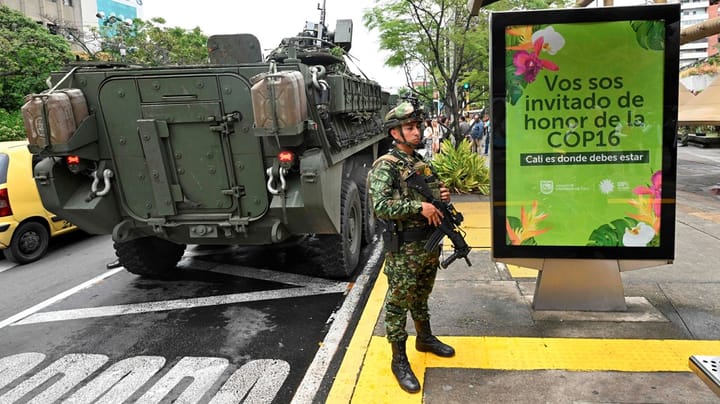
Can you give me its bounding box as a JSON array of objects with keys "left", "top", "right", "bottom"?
[{"left": 367, "top": 148, "right": 441, "bottom": 231}]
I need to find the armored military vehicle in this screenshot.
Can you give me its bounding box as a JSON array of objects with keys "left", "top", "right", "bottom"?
[{"left": 24, "top": 10, "right": 391, "bottom": 279}]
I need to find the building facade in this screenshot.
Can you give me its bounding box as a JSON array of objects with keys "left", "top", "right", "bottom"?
[{"left": 1, "top": 0, "right": 143, "bottom": 36}]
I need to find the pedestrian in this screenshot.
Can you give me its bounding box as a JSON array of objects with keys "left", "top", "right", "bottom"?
[
  {"left": 368, "top": 100, "right": 455, "bottom": 394},
  {"left": 430, "top": 119, "right": 441, "bottom": 155},
  {"left": 482, "top": 112, "right": 491, "bottom": 155},
  {"left": 458, "top": 115, "right": 471, "bottom": 146},
  {"left": 469, "top": 114, "right": 483, "bottom": 154},
  {"left": 423, "top": 119, "right": 434, "bottom": 159},
  {"left": 437, "top": 115, "right": 454, "bottom": 149}
]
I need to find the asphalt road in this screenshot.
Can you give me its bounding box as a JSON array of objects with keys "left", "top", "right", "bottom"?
[{"left": 0, "top": 235, "right": 383, "bottom": 403}]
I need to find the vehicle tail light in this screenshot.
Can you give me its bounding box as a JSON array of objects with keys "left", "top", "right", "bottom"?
[
  {"left": 278, "top": 150, "right": 296, "bottom": 169},
  {"left": 66, "top": 155, "right": 83, "bottom": 174},
  {"left": 0, "top": 188, "right": 12, "bottom": 217}
]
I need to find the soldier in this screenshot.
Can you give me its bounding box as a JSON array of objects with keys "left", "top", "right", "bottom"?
[{"left": 368, "top": 101, "right": 455, "bottom": 393}]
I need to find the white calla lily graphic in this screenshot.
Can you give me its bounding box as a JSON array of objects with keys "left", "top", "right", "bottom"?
[{"left": 623, "top": 222, "right": 655, "bottom": 246}]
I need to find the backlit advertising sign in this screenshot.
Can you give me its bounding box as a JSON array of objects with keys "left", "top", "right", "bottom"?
[{"left": 490, "top": 5, "right": 679, "bottom": 260}]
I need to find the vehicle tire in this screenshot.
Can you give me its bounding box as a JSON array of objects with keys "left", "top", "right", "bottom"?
[
  {"left": 355, "top": 166, "right": 377, "bottom": 245},
  {"left": 317, "top": 180, "right": 362, "bottom": 279},
  {"left": 115, "top": 236, "right": 186, "bottom": 278},
  {"left": 3, "top": 221, "right": 50, "bottom": 264}
]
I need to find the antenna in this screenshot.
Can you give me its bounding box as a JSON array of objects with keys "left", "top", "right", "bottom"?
[{"left": 317, "top": 0, "right": 327, "bottom": 46}]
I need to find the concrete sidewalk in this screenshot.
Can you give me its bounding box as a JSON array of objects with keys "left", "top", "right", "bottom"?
[{"left": 328, "top": 191, "right": 720, "bottom": 403}]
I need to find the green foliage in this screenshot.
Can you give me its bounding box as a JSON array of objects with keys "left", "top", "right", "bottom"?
[
  {"left": 630, "top": 20, "right": 665, "bottom": 51},
  {"left": 113, "top": 18, "right": 208, "bottom": 65},
  {"left": 586, "top": 217, "right": 638, "bottom": 247},
  {"left": 0, "top": 6, "right": 72, "bottom": 110},
  {"left": 431, "top": 138, "right": 489, "bottom": 194},
  {"left": 0, "top": 109, "right": 25, "bottom": 141}
]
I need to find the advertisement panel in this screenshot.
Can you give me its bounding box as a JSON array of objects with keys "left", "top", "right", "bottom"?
[{"left": 490, "top": 5, "right": 679, "bottom": 260}]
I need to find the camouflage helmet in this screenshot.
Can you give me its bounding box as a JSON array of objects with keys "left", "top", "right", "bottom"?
[{"left": 383, "top": 101, "right": 425, "bottom": 132}]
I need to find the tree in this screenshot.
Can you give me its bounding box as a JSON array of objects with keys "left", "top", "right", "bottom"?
[
  {"left": 50, "top": 15, "right": 208, "bottom": 66},
  {"left": 110, "top": 17, "right": 208, "bottom": 66},
  {"left": 364, "top": 0, "right": 570, "bottom": 131},
  {"left": 0, "top": 6, "right": 72, "bottom": 110}
]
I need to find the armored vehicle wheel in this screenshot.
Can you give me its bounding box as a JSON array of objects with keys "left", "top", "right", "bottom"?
[
  {"left": 356, "top": 166, "right": 377, "bottom": 245},
  {"left": 318, "top": 180, "right": 362, "bottom": 279},
  {"left": 115, "top": 236, "right": 186, "bottom": 278}
]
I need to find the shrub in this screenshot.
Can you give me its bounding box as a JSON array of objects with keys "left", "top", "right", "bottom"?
[
  {"left": 0, "top": 109, "right": 25, "bottom": 141},
  {"left": 431, "top": 138, "right": 490, "bottom": 194}
]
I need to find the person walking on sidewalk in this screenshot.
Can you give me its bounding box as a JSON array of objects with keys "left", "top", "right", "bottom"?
[{"left": 368, "top": 100, "right": 455, "bottom": 394}]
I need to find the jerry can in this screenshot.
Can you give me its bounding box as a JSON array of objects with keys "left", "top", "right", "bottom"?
[
  {"left": 21, "top": 93, "right": 77, "bottom": 146},
  {"left": 22, "top": 96, "right": 47, "bottom": 146},
  {"left": 251, "top": 70, "right": 308, "bottom": 133},
  {"left": 61, "top": 88, "right": 89, "bottom": 126}
]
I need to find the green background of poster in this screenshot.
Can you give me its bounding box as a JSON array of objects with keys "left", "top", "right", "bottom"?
[{"left": 505, "top": 20, "right": 664, "bottom": 247}]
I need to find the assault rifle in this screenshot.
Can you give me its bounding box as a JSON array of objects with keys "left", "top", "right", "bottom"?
[{"left": 406, "top": 173, "right": 472, "bottom": 268}]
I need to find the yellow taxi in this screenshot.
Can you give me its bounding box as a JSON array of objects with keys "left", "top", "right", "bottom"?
[{"left": 0, "top": 141, "right": 76, "bottom": 264}]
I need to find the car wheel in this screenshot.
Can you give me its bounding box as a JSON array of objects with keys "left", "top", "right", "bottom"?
[{"left": 4, "top": 221, "right": 50, "bottom": 264}]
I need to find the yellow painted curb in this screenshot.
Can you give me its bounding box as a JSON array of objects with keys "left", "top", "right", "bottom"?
[
  {"left": 350, "top": 336, "right": 720, "bottom": 404},
  {"left": 326, "top": 268, "right": 388, "bottom": 403}
]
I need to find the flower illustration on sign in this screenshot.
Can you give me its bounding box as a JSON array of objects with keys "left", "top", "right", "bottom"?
[
  {"left": 506, "top": 25, "right": 565, "bottom": 105},
  {"left": 627, "top": 170, "right": 661, "bottom": 237},
  {"left": 623, "top": 222, "right": 655, "bottom": 246},
  {"left": 586, "top": 170, "right": 662, "bottom": 247},
  {"left": 506, "top": 200, "right": 551, "bottom": 245}
]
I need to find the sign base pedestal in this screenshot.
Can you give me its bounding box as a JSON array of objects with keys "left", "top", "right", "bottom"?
[{"left": 532, "top": 259, "right": 626, "bottom": 311}]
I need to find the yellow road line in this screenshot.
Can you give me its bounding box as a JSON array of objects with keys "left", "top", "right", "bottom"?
[{"left": 326, "top": 267, "right": 388, "bottom": 403}]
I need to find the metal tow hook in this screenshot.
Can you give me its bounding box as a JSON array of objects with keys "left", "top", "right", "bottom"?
[
  {"left": 266, "top": 167, "right": 287, "bottom": 195},
  {"left": 87, "top": 169, "right": 114, "bottom": 201}
]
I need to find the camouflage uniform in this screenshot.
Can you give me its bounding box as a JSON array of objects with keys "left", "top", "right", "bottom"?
[
  {"left": 371, "top": 100, "right": 455, "bottom": 394},
  {"left": 368, "top": 148, "right": 442, "bottom": 342}
]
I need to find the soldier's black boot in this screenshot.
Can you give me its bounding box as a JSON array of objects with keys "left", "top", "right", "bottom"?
[
  {"left": 390, "top": 340, "right": 421, "bottom": 393},
  {"left": 414, "top": 320, "right": 455, "bottom": 357}
]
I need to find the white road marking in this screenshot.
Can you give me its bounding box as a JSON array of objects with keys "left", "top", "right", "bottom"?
[
  {"left": 137, "top": 356, "right": 229, "bottom": 403},
  {"left": 290, "top": 245, "right": 385, "bottom": 403},
  {"left": 0, "top": 267, "right": 124, "bottom": 329},
  {"left": 0, "top": 353, "right": 108, "bottom": 404},
  {"left": 209, "top": 359, "right": 290, "bottom": 404},
  {"left": 64, "top": 356, "right": 166, "bottom": 404},
  {"left": 0, "top": 352, "right": 46, "bottom": 391},
  {"left": 0, "top": 260, "right": 16, "bottom": 274},
  {"left": 0, "top": 353, "right": 290, "bottom": 404},
  {"left": 13, "top": 283, "right": 348, "bottom": 325}
]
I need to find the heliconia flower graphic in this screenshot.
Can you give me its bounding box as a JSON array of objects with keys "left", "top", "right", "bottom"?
[
  {"left": 632, "top": 170, "right": 661, "bottom": 218},
  {"left": 623, "top": 222, "right": 656, "bottom": 247},
  {"left": 506, "top": 26, "right": 534, "bottom": 51},
  {"left": 627, "top": 170, "right": 661, "bottom": 235},
  {"left": 506, "top": 200, "right": 551, "bottom": 245}
]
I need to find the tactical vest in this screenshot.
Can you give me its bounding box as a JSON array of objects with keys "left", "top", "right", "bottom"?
[{"left": 369, "top": 151, "right": 441, "bottom": 230}]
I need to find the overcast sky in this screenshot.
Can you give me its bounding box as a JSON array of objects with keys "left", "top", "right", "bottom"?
[{"left": 141, "top": 0, "right": 407, "bottom": 91}]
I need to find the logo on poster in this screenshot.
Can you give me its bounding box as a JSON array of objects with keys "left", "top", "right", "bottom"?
[{"left": 540, "top": 180, "right": 554, "bottom": 194}]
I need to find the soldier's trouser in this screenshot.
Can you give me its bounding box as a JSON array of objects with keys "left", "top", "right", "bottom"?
[{"left": 384, "top": 240, "right": 440, "bottom": 342}]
